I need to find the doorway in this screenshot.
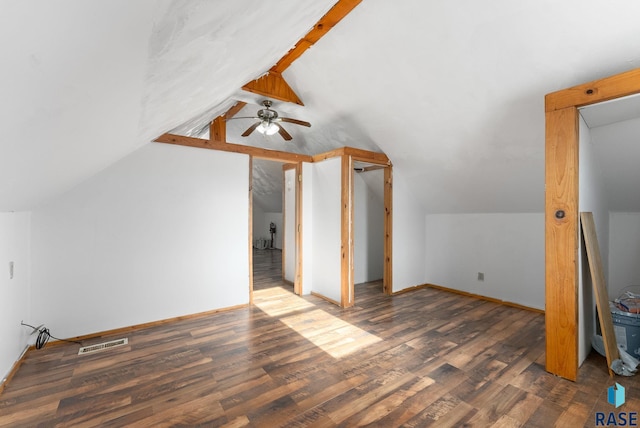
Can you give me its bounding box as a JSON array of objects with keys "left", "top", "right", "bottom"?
[
  {"left": 544, "top": 68, "right": 640, "bottom": 381},
  {"left": 251, "top": 158, "right": 291, "bottom": 293},
  {"left": 353, "top": 161, "right": 386, "bottom": 297}
]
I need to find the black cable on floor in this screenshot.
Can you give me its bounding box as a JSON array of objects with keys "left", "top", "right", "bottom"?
[{"left": 21, "top": 322, "right": 82, "bottom": 349}]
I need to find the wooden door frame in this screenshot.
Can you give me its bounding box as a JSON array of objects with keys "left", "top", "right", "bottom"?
[
  {"left": 154, "top": 137, "right": 392, "bottom": 307},
  {"left": 545, "top": 68, "right": 640, "bottom": 381},
  {"left": 282, "top": 162, "right": 303, "bottom": 295},
  {"left": 343, "top": 155, "right": 393, "bottom": 307}
]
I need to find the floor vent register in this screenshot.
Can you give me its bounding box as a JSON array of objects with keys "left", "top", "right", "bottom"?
[{"left": 78, "top": 338, "right": 128, "bottom": 355}]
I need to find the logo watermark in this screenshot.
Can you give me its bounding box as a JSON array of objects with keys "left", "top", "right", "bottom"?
[
  {"left": 608, "top": 383, "right": 625, "bottom": 408},
  {"left": 596, "top": 383, "right": 637, "bottom": 427}
]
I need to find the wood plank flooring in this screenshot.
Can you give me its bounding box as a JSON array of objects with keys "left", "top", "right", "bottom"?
[{"left": 1, "top": 248, "right": 639, "bottom": 427}]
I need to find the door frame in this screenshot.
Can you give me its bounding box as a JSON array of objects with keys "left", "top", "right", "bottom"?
[
  {"left": 282, "top": 162, "right": 303, "bottom": 295},
  {"left": 342, "top": 155, "right": 393, "bottom": 307},
  {"left": 545, "top": 68, "right": 640, "bottom": 381}
]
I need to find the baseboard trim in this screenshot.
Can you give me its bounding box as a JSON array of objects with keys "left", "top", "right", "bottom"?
[
  {"left": 394, "top": 283, "right": 544, "bottom": 314},
  {"left": 35, "top": 303, "right": 251, "bottom": 350},
  {"left": 2, "top": 303, "right": 250, "bottom": 393},
  {"left": 0, "top": 345, "right": 29, "bottom": 395},
  {"left": 392, "top": 284, "right": 432, "bottom": 295},
  {"left": 311, "top": 292, "right": 341, "bottom": 307}
]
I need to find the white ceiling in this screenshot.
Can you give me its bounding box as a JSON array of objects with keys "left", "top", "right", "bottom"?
[{"left": 2, "top": 0, "right": 640, "bottom": 213}]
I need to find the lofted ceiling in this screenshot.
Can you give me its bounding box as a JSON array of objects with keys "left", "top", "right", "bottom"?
[{"left": 2, "top": 0, "right": 640, "bottom": 213}]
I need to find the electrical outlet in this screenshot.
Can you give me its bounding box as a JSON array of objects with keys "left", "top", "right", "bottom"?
[
  {"left": 477, "top": 272, "right": 484, "bottom": 281},
  {"left": 9, "top": 262, "right": 14, "bottom": 279}
]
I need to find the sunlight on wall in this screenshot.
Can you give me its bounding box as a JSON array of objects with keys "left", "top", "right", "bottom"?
[{"left": 253, "top": 287, "right": 381, "bottom": 358}]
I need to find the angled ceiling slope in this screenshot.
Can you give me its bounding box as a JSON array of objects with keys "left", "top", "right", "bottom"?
[
  {"left": 1, "top": 0, "right": 340, "bottom": 211},
  {"left": 4, "top": 1, "right": 640, "bottom": 214}
]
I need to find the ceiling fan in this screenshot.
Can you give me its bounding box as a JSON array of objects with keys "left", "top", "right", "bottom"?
[{"left": 233, "top": 100, "right": 311, "bottom": 141}]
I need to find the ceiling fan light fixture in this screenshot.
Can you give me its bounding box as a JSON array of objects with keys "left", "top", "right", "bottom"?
[{"left": 257, "top": 122, "right": 279, "bottom": 136}]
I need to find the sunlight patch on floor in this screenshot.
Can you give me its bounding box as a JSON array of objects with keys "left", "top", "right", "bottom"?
[
  {"left": 253, "top": 287, "right": 315, "bottom": 317},
  {"left": 254, "top": 287, "right": 381, "bottom": 358}
]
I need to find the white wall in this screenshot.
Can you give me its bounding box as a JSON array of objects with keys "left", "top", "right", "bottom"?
[
  {"left": 392, "top": 169, "right": 426, "bottom": 291},
  {"left": 308, "top": 158, "right": 342, "bottom": 302},
  {"left": 0, "top": 212, "right": 31, "bottom": 384},
  {"left": 424, "top": 213, "right": 544, "bottom": 310},
  {"left": 30, "top": 144, "right": 250, "bottom": 339},
  {"left": 578, "top": 115, "right": 610, "bottom": 365},
  {"left": 609, "top": 212, "right": 640, "bottom": 299},
  {"left": 354, "top": 170, "right": 384, "bottom": 284},
  {"left": 301, "top": 163, "right": 313, "bottom": 295},
  {"left": 283, "top": 168, "right": 296, "bottom": 282}
]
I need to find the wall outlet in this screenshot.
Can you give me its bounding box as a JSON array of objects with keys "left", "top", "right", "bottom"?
[
  {"left": 9, "top": 261, "right": 14, "bottom": 279},
  {"left": 477, "top": 272, "right": 484, "bottom": 281}
]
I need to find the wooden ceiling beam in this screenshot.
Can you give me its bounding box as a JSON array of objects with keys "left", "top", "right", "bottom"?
[
  {"left": 242, "top": 72, "right": 304, "bottom": 105},
  {"left": 312, "top": 146, "right": 389, "bottom": 164},
  {"left": 271, "top": 0, "right": 363, "bottom": 73},
  {"left": 224, "top": 101, "right": 247, "bottom": 120},
  {"left": 241, "top": 0, "right": 363, "bottom": 105},
  {"left": 209, "top": 101, "right": 248, "bottom": 144},
  {"left": 210, "top": 116, "right": 226, "bottom": 143},
  {"left": 155, "top": 134, "right": 387, "bottom": 165},
  {"left": 545, "top": 67, "right": 640, "bottom": 112},
  {"left": 155, "top": 133, "right": 313, "bottom": 163}
]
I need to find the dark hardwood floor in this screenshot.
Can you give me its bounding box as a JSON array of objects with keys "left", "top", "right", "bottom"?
[{"left": 1, "top": 249, "right": 639, "bottom": 427}]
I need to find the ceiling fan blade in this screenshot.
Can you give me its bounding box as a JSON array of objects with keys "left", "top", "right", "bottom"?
[
  {"left": 278, "top": 125, "right": 293, "bottom": 141},
  {"left": 279, "top": 117, "right": 311, "bottom": 127},
  {"left": 227, "top": 116, "right": 259, "bottom": 120},
  {"left": 241, "top": 122, "right": 261, "bottom": 137}
]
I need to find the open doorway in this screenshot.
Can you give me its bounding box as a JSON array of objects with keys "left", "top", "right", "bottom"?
[
  {"left": 576, "top": 93, "right": 640, "bottom": 365},
  {"left": 353, "top": 161, "right": 385, "bottom": 297},
  {"left": 251, "top": 158, "right": 290, "bottom": 293},
  {"left": 544, "top": 68, "right": 640, "bottom": 381}
]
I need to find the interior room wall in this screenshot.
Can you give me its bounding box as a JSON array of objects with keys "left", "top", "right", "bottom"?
[
  {"left": 308, "top": 157, "right": 341, "bottom": 302},
  {"left": 354, "top": 170, "right": 384, "bottom": 284},
  {"left": 30, "top": 144, "right": 250, "bottom": 340},
  {"left": 283, "top": 168, "right": 296, "bottom": 283},
  {"left": 578, "top": 114, "right": 610, "bottom": 365},
  {"left": 392, "top": 169, "right": 426, "bottom": 292},
  {"left": 301, "top": 163, "right": 313, "bottom": 295},
  {"left": 424, "top": 213, "right": 544, "bottom": 310},
  {"left": 609, "top": 212, "right": 640, "bottom": 299},
  {"left": 0, "top": 212, "right": 31, "bottom": 384}
]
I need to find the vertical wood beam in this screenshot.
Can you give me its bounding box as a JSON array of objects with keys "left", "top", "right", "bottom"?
[
  {"left": 383, "top": 166, "right": 393, "bottom": 295},
  {"left": 545, "top": 106, "right": 579, "bottom": 381},
  {"left": 248, "top": 156, "right": 254, "bottom": 305},
  {"left": 341, "top": 154, "right": 354, "bottom": 308},
  {"left": 210, "top": 116, "right": 226, "bottom": 143},
  {"left": 295, "top": 163, "right": 303, "bottom": 296},
  {"left": 282, "top": 164, "right": 292, "bottom": 284}
]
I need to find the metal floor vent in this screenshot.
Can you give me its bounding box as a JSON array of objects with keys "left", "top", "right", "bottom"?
[{"left": 78, "top": 338, "right": 128, "bottom": 355}]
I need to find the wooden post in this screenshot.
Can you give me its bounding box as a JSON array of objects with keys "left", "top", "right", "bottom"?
[
  {"left": 248, "top": 156, "right": 254, "bottom": 305},
  {"left": 210, "top": 116, "right": 226, "bottom": 143},
  {"left": 295, "top": 163, "right": 303, "bottom": 296},
  {"left": 545, "top": 106, "right": 579, "bottom": 381},
  {"left": 341, "top": 154, "right": 354, "bottom": 308},
  {"left": 544, "top": 67, "right": 640, "bottom": 381},
  {"left": 383, "top": 166, "right": 393, "bottom": 295}
]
